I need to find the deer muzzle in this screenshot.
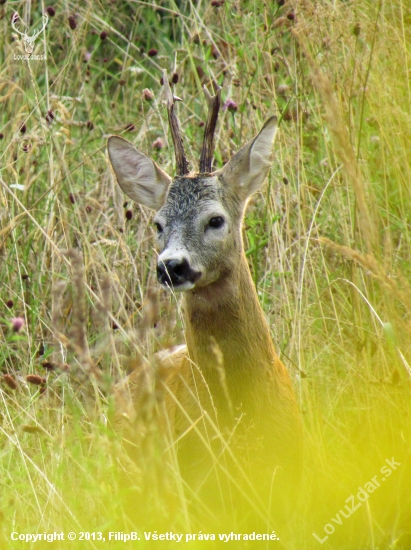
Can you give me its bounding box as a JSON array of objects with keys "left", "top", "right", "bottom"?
[{"left": 157, "top": 258, "right": 201, "bottom": 290}]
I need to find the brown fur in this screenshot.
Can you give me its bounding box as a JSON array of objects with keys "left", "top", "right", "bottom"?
[{"left": 108, "top": 117, "right": 302, "bottom": 526}]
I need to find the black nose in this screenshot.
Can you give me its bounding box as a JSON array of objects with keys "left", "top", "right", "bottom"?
[{"left": 157, "top": 259, "right": 201, "bottom": 287}]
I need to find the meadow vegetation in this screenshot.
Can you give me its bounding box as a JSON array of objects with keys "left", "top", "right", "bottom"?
[{"left": 1, "top": 0, "right": 411, "bottom": 548}]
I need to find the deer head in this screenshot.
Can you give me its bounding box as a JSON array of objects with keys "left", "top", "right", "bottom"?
[
  {"left": 107, "top": 73, "right": 277, "bottom": 292},
  {"left": 11, "top": 12, "right": 49, "bottom": 54}
]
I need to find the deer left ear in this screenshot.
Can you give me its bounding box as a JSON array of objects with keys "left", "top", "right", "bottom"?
[{"left": 217, "top": 116, "right": 277, "bottom": 199}]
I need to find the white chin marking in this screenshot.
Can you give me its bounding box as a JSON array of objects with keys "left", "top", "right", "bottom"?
[{"left": 160, "top": 281, "right": 195, "bottom": 292}]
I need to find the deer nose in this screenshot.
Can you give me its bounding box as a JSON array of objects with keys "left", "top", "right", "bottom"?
[{"left": 157, "top": 258, "right": 199, "bottom": 287}]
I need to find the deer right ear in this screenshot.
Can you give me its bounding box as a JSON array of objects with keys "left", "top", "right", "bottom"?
[{"left": 107, "top": 136, "right": 172, "bottom": 211}]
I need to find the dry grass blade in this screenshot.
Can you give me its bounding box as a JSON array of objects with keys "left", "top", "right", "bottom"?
[
  {"left": 319, "top": 236, "right": 411, "bottom": 309},
  {"left": 291, "top": 27, "right": 377, "bottom": 255}
]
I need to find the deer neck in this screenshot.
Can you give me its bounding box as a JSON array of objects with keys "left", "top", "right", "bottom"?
[{"left": 183, "top": 253, "right": 277, "bottom": 379}]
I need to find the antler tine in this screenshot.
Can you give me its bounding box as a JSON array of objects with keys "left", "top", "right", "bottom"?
[
  {"left": 163, "top": 69, "right": 189, "bottom": 176},
  {"left": 31, "top": 14, "right": 49, "bottom": 39},
  {"left": 199, "top": 84, "right": 221, "bottom": 174},
  {"left": 11, "top": 12, "right": 25, "bottom": 36}
]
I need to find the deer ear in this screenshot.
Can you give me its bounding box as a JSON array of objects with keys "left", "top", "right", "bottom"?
[
  {"left": 217, "top": 116, "right": 277, "bottom": 199},
  {"left": 107, "top": 136, "right": 172, "bottom": 211}
]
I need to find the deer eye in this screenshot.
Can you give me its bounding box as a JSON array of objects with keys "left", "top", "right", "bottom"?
[
  {"left": 208, "top": 216, "right": 225, "bottom": 229},
  {"left": 154, "top": 222, "right": 163, "bottom": 234}
]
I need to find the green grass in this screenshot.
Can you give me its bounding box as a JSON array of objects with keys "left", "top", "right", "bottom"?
[{"left": 1, "top": 0, "right": 411, "bottom": 548}]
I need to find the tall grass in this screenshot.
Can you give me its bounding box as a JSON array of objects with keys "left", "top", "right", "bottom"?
[{"left": 1, "top": 0, "right": 411, "bottom": 548}]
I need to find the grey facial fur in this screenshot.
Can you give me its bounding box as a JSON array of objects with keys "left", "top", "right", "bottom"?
[{"left": 154, "top": 175, "right": 242, "bottom": 290}]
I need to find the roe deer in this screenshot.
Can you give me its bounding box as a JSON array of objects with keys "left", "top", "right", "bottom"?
[{"left": 108, "top": 73, "right": 302, "bottom": 524}]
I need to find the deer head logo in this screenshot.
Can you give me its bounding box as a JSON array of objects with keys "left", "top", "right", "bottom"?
[{"left": 11, "top": 12, "right": 49, "bottom": 54}]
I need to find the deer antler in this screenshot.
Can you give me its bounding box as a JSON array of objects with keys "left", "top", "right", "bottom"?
[
  {"left": 30, "top": 14, "right": 49, "bottom": 40},
  {"left": 163, "top": 69, "right": 189, "bottom": 176},
  {"left": 11, "top": 12, "right": 26, "bottom": 37},
  {"left": 199, "top": 85, "right": 221, "bottom": 174}
]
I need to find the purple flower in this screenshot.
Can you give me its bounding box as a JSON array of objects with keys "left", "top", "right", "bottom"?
[
  {"left": 223, "top": 99, "right": 238, "bottom": 112},
  {"left": 11, "top": 317, "right": 24, "bottom": 332},
  {"left": 152, "top": 137, "right": 164, "bottom": 150}
]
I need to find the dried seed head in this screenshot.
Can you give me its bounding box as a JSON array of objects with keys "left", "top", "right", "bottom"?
[
  {"left": 142, "top": 88, "right": 155, "bottom": 101},
  {"left": 68, "top": 15, "right": 77, "bottom": 30},
  {"left": 3, "top": 374, "right": 18, "bottom": 390},
  {"left": 276, "top": 83, "right": 290, "bottom": 97},
  {"left": 211, "top": 45, "right": 219, "bottom": 59},
  {"left": 353, "top": 23, "right": 361, "bottom": 36},
  {"left": 21, "top": 425, "right": 42, "bottom": 433},
  {"left": 45, "top": 110, "right": 54, "bottom": 125},
  {"left": 27, "top": 374, "right": 46, "bottom": 386}
]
